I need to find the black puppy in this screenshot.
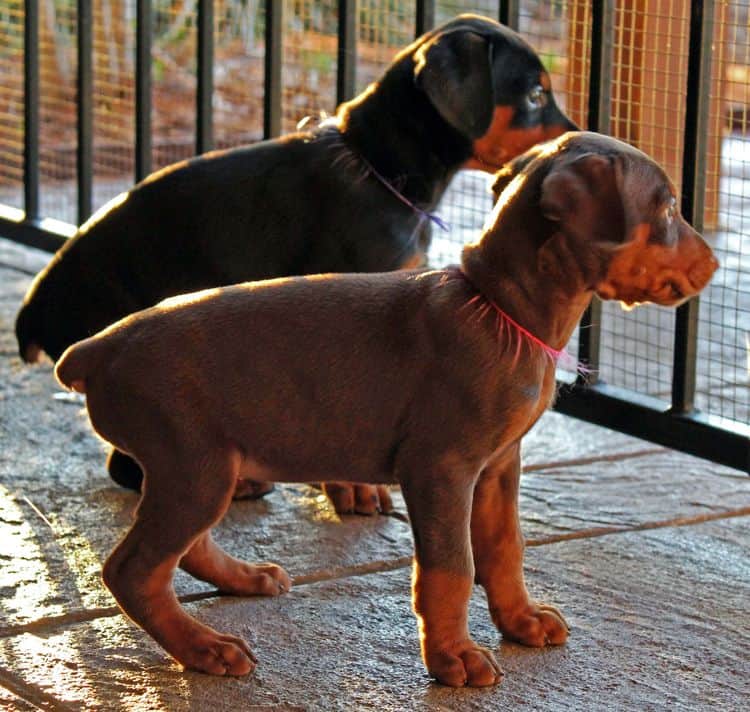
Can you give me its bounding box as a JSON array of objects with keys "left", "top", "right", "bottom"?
[{"left": 17, "top": 14, "right": 575, "bottom": 512}]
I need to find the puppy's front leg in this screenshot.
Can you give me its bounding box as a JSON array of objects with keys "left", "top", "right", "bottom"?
[
  {"left": 401, "top": 455, "right": 502, "bottom": 687},
  {"left": 471, "top": 444, "right": 569, "bottom": 647}
]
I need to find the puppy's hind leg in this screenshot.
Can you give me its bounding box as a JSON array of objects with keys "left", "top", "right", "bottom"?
[
  {"left": 103, "top": 444, "right": 263, "bottom": 676},
  {"left": 180, "top": 531, "right": 290, "bottom": 596},
  {"left": 108, "top": 446, "right": 277, "bottom": 502}
]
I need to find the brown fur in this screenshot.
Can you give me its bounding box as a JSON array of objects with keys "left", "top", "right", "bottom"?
[{"left": 54, "top": 133, "right": 717, "bottom": 686}]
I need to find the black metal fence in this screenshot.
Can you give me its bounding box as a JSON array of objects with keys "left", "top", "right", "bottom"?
[{"left": 0, "top": 1, "right": 747, "bottom": 472}]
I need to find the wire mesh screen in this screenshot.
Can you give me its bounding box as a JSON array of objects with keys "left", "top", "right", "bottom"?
[
  {"left": 37, "top": 1, "right": 77, "bottom": 222},
  {"left": 281, "top": 0, "right": 337, "bottom": 134},
  {"left": 279, "top": 2, "right": 417, "bottom": 134},
  {"left": 213, "top": 0, "right": 265, "bottom": 146},
  {"left": 596, "top": 1, "right": 691, "bottom": 402},
  {"left": 356, "top": 1, "right": 415, "bottom": 94},
  {"left": 0, "top": 1, "right": 23, "bottom": 212},
  {"left": 91, "top": 0, "right": 136, "bottom": 218},
  {"left": 699, "top": 1, "right": 750, "bottom": 426},
  {"left": 151, "top": 1, "right": 266, "bottom": 160},
  {"left": 150, "top": 0, "right": 197, "bottom": 170}
]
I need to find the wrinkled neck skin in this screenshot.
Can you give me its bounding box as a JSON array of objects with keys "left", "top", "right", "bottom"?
[
  {"left": 461, "top": 198, "right": 602, "bottom": 352},
  {"left": 334, "top": 68, "right": 473, "bottom": 208}
]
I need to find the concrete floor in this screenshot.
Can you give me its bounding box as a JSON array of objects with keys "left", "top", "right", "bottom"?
[{"left": 0, "top": 237, "right": 748, "bottom": 711}]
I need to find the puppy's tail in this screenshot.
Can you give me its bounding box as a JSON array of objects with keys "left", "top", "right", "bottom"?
[
  {"left": 15, "top": 300, "right": 44, "bottom": 364},
  {"left": 15, "top": 241, "right": 98, "bottom": 364},
  {"left": 15, "top": 253, "right": 75, "bottom": 364},
  {"left": 54, "top": 339, "right": 97, "bottom": 394}
]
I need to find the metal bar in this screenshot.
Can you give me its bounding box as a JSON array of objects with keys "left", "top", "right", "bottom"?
[
  {"left": 263, "top": 0, "right": 282, "bottom": 139},
  {"left": 575, "top": 301, "right": 602, "bottom": 383},
  {"left": 24, "top": 0, "right": 40, "bottom": 221},
  {"left": 415, "top": 0, "right": 436, "bottom": 36},
  {"left": 498, "top": 0, "right": 520, "bottom": 30},
  {"left": 575, "top": 0, "right": 614, "bottom": 383},
  {"left": 555, "top": 382, "right": 748, "bottom": 473},
  {"left": 337, "top": 0, "right": 357, "bottom": 104},
  {"left": 671, "top": 0, "right": 714, "bottom": 414},
  {"left": 0, "top": 213, "right": 71, "bottom": 253},
  {"left": 587, "top": 0, "right": 614, "bottom": 132},
  {"left": 196, "top": 0, "right": 214, "bottom": 154},
  {"left": 77, "top": 0, "right": 93, "bottom": 224},
  {"left": 135, "top": 0, "right": 153, "bottom": 181}
]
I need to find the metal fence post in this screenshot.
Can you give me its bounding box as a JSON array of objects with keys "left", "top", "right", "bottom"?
[
  {"left": 575, "top": 0, "right": 614, "bottom": 383},
  {"left": 77, "top": 0, "right": 93, "bottom": 224},
  {"left": 135, "top": 0, "right": 152, "bottom": 181},
  {"left": 671, "top": 0, "right": 714, "bottom": 414},
  {"left": 24, "top": 0, "right": 39, "bottom": 222},
  {"left": 196, "top": 0, "right": 214, "bottom": 155},
  {"left": 416, "top": 0, "right": 435, "bottom": 36},
  {"left": 264, "top": 0, "right": 283, "bottom": 139},
  {"left": 337, "top": 0, "right": 357, "bottom": 104},
  {"left": 498, "top": 0, "right": 520, "bottom": 30}
]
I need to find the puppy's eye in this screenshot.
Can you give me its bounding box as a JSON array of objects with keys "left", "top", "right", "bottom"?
[
  {"left": 526, "top": 85, "right": 548, "bottom": 111},
  {"left": 664, "top": 197, "right": 677, "bottom": 224}
]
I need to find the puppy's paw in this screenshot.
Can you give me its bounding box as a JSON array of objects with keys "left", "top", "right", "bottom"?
[
  {"left": 323, "top": 482, "right": 393, "bottom": 515},
  {"left": 179, "top": 629, "right": 257, "bottom": 676},
  {"left": 425, "top": 640, "right": 503, "bottom": 687},
  {"left": 497, "top": 601, "right": 569, "bottom": 647},
  {"left": 224, "top": 562, "right": 292, "bottom": 597}
]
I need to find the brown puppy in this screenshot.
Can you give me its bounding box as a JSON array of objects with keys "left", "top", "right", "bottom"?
[{"left": 54, "top": 133, "right": 717, "bottom": 686}]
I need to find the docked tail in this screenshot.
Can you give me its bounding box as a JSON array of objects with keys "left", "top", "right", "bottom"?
[
  {"left": 54, "top": 340, "right": 95, "bottom": 394},
  {"left": 15, "top": 300, "right": 44, "bottom": 363},
  {"left": 15, "top": 261, "right": 76, "bottom": 364},
  {"left": 15, "top": 244, "right": 101, "bottom": 364}
]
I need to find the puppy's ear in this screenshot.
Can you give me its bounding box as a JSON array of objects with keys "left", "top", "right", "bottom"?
[
  {"left": 540, "top": 153, "right": 620, "bottom": 239},
  {"left": 414, "top": 30, "right": 494, "bottom": 139},
  {"left": 491, "top": 143, "right": 550, "bottom": 202}
]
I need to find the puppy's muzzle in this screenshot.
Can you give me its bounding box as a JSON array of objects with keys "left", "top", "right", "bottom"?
[{"left": 597, "top": 221, "right": 719, "bottom": 307}]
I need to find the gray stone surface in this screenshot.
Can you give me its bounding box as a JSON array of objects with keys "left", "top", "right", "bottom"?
[
  {"left": 521, "top": 410, "right": 662, "bottom": 466},
  {"left": 0, "top": 239, "right": 748, "bottom": 711},
  {"left": 519, "top": 449, "right": 750, "bottom": 540},
  {"left": 0, "top": 520, "right": 747, "bottom": 711},
  {"left": 0, "top": 684, "right": 39, "bottom": 712}
]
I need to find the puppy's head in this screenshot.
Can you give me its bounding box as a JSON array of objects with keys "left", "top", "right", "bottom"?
[
  {"left": 487, "top": 132, "right": 718, "bottom": 306},
  {"left": 413, "top": 14, "right": 577, "bottom": 171},
  {"left": 589, "top": 145, "right": 719, "bottom": 307}
]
